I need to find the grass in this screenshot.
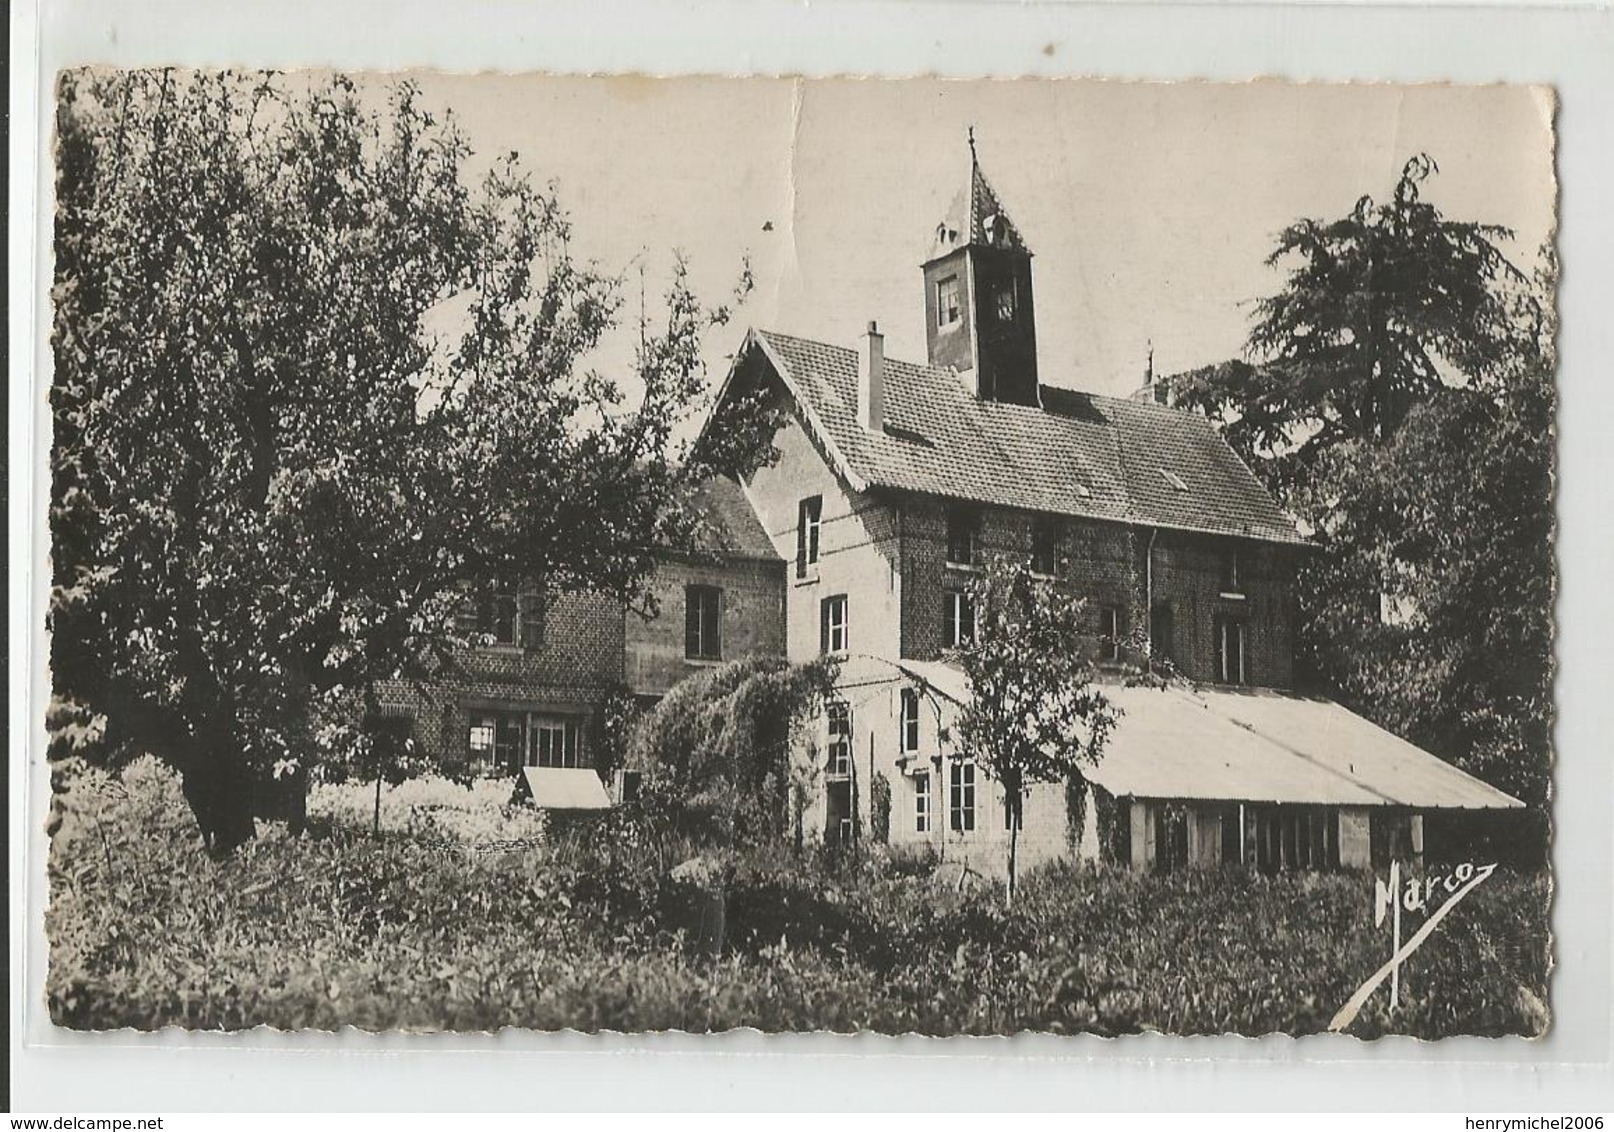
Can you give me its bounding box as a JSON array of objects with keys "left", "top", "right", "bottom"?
[{"left": 46, "top": 756, "right": 1551, "bottom": 1036}]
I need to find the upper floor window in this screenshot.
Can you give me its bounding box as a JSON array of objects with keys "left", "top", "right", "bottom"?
[
  {"left": 936, "top": 275, "right": 962, "bottom": 328},
  {"left": 1215, "top": 616, "right": 1248, "bottom": 685},
  {"left": 457, "top": 578, "right": 545, "bottom": 649},
  {"left": 797, "top": 495, "right": 822, "bottom": 578},
  {"left": 900, "top": 687, "right": 921, "bottom": 753},
  {"left": 950, "top": 761, "right": 977, "bottom": 832},
  {"left": 684, "top": 584, "right": 722, "bottom": 661},
  {"left": 946, "top": 507, "right": 980, "bottom": 567},
  {"left": 994, "top": 279, "right": 1019, "bottom": 322},
  {"left": 826, "top": 701, "right": 852, "bottom": 778},
  {"left": 1222, "top": 546, "right": 1244, "bottom": 594},
  {"left": 1097, "top": 605, "right": 1122, "bottom": 663},
  {"left": 944, "top": 590, "right": 977, "bottom": 649},
  {"left": 1031, "top": 520, "right": 1059, "bottom": 576},
  {"left": 820, "top": 594, "right": 849, "bottom": 655}
]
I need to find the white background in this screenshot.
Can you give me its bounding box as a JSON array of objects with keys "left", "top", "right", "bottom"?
[{"left": 10, "top": 0, "right": 1614, "bottom": 1112}]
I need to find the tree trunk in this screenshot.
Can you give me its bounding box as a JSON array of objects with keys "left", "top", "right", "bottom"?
[
  {"left": 179, "top": 724, "right": 256, "bottom": 856},
  {"left": 373, "top": 769, "right": 383, "bottom": 837},
  {"left": 1007, "top": 809, "right": 1019, "bottom": 908}
]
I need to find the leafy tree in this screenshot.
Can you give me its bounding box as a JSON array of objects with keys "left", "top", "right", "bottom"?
[
  {"left": 950, "top": 558, "right": 1118, "bottom": 905},
  {"left": 1291, "top": 260, "right": 1556, "bottom": 843},
  {"left": 1171, "top": 154, "right": 1553, "bottom": 851},
  {"left": 1175, "top": 154, "right": 1535, "bottom": 501},
  {"left": 49, "top": 69, "right": 771, "bottom": 853}
]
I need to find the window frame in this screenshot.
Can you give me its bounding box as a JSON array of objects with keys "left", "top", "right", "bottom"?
[
  {"left": 1030, "top": 520, "right": 1059, "bottom": 577},
  {"left": 683, "top": 583, "right": 723, "bottom": 661},
  {"left": 1215, "top": 615, "right": 1249, "bottom": 685},
  {"left": 1222, "top": 545, "right": 1244, "bottom": 594},
  {"left": 826, "top": 701, "right": 853, "bottom": 778},
  {"left": 944, "top": 590, "right": 977, "bottom": 649},
  {"left": 796, "top": 496, "right": 823, "bottom": 578},
  {"left": 945, "top": 507, "right": 980, "bottom": 568},
  {"left": 914, "top": 771, "right": 932, "bottom": 834},
  {"left": 899, "top": 687, "right": 922, "bottom": 754},
  {"left": 529, "top": 715, "right": 582, "bottom": 769},
  {"left": 949, "top": 760, "right": 977, "bottom": 833},
  {"left": 936, "top": 274, "right": 962, "bottom": 329},
  {"left": 820, "top": 593, "right": 849, "bottom": 655},
  {"left": 1097, "top": 605, "right": 1122, "bottom": 663}
]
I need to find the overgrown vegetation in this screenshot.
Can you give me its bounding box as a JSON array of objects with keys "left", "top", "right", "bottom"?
[
  {"left": 48, "top": 69, "right": 774, "bottom": 850},
  {"left": 48, "top": 757, "right": 1550, "bottom": 1037}
]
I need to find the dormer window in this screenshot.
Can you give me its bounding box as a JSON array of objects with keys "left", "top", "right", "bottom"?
[{"left": 936, "top": 276, "right": 962, "bottom": 328}]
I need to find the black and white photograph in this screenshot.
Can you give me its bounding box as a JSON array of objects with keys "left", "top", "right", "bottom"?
[{"left": 39, "top": 70, "right": 1558, "bottom": 1040}]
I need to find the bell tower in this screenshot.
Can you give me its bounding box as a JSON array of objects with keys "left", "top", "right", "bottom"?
[{"left": 921, "top": 131, "right": 1040, "bottom": 407}]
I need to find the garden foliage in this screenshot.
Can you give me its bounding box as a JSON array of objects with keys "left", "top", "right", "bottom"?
[{"left": 48, "top": 757, "right": 1550, "bottom": 1037}]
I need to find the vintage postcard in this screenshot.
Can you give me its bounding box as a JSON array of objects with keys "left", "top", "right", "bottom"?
[{"left": 43, "top": 71, "right": 1556, "bottom": 1038}]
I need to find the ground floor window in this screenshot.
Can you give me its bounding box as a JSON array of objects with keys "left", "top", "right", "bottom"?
[
  {"left": 1369, "top": 811, "right": 1417, "bottom": 868},
  {"left": 949, "top": 761, "right": 976, "bottom": 832},
  {"left": 914, "top": 772, "right": 932, "bottom": 833},
  {"left": 1154, "top": 804, "right": 1189, "bottom": 871},
  {"left": 466, "top": 709, "right": 584, "bottom": 773},
  {"left": 1247, "top": 804, "right": 1339, "bottom": 871}
]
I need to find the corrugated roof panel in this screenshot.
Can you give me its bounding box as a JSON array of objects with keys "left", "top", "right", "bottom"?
[
  {"left": 520, "top": 767, "right": 613, "bottom": 810},
  {"left": 884, "top": 666, "right": 1521, "bottom": 811},
  {"left": 1204, "top": 691, "right": 1523, "bottom": 811}
]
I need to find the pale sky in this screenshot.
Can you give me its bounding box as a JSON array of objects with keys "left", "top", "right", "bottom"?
[{"left": 408, "top": 75, "right": 1556, "bottom": 400}]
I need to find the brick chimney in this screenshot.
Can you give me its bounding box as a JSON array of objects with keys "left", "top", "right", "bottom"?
[{"left": 859, "top": 320, "right": 885, "bottom": 433}]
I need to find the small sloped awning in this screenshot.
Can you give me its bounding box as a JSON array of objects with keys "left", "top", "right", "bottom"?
[
  {"left": 519, "top": 767, "right": 613, "bottom": 810},
  {"left": 891, "top": 660, "right": 1521, "bottom": 811}
]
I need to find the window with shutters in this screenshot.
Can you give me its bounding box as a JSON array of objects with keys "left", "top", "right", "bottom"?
[
  {"left": 820, "top": 594, "right": 848, "bottom": 654},
  {"left": 944, "top": 590, "right": 976, "bottom": 648},
  {"left": 900, "top": 687, "right": 921, "bottom": 753},
  {"left": 796, "top": 496, "right": 822, "bottom": 578},
  {"left": 1215, "top": 616, "right": 1248, "bottom": 685},
  {"left": 826, "top": 702, "right": 852, "bottom": 778},
  {"left": 949, "top": 761, "right": 976, "bottom": 832},
  {"left": 684, "top": 584, "right": 722, "bottom": 660}
]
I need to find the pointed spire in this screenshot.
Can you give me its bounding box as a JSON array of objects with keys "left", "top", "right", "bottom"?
[{"left": 927, "top": 130, "right": 1029, "bottom": 262}]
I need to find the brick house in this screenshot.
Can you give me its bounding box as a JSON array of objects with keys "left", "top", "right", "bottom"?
[
  {"left": 700, "top": 144, "right": 1521, "bottom": 873},
  {"left": 376, "top": 476, "right": 785, "bottom": 786}
]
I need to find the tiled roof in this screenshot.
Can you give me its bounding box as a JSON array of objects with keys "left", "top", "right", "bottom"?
[
  {"left": 928, "top": 158, "right": 1029, "bottom": 261},
  {"left": 688, "top": 475, "right": 781, "bottom": 562},
  {"left": 749, "top": 329, "right": 1307, "bottom": 546}
]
